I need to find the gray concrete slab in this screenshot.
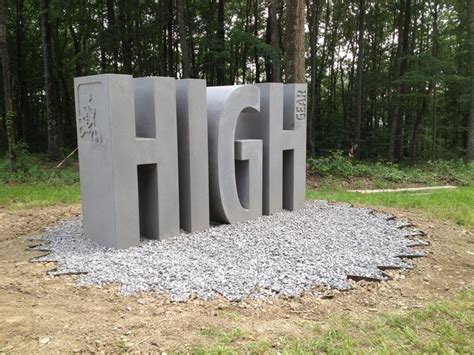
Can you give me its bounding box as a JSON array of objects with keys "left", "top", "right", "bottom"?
[
  {"left": 74, "top": 74, "right": 140, "bottom": 249},
  {"left": 176, "top": 79, "right": 210, "bottom": 232}
]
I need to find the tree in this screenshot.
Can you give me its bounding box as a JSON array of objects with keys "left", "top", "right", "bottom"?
[
  {"left": 266, "top": 0, "right": 281, "bottom": 82},
  {"left": 106, "top": 0, "right": 119, "bottom": 71},
  {"left": 118, "top": 0, "right": 132, "bottom": 74},
  {"left": 40, "top": 0, "right": 61, "bottom": 160},
  {"left": 467, "top": 0, "right": 474, "bottom": 163},
  {"left": 14, "top": 0, "right": 31, "bottom": 142},
  {"left": 306, "top": 0, "right": 322, "bottom": 155},
  {"left": 284, "top": 0, "right": 305, "bottom": 83},
  {"left": 0, "top": 0, "right": 16, "bottom": 171},
  {"left": 389, "top": 0, "right": 412, "bottom": 161},
  {"left": 409, "top": 0, "right": 438, "bottom": 165},
  {"left": 176, "top": 0, "right": 192, "bottom": 78},
  {"left": 354, "top": 0, "right": 365, "bottom": 158},
  {"left": 216, "top": 0, "right": 226, "bottom": 85}
]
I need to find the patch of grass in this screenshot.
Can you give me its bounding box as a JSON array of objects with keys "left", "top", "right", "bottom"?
[
  {"left": 0, "top": 183, "right": 80, "bottom": 208},
  {"left": 191, "top": 291, "right": 474, "bottom": 353},
  {"left": 0, "top": 152, "right": 80, "bottom": 208},
  {"left": 307, "top": 185, "right": 474, "bottom": 228},
  {"left": 308, "top": 151, "right": 474, "bottom": 186},
  {"left": 199, "top": 325, "right": 252, "bottom": 345},
  {"left": 216, "top": 310, "right": 242, "bottom": 321}
]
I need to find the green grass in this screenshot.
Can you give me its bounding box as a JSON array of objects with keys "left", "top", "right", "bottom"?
[
  {"left": 0, "top": 183, "right": 80, "bottom": 208},
  {"left": 0, "top": 152, "right": 81, "bottom": 208},
  {"left": 307, "top": 185, "right": 474, "bottom": 228},
  {"left": 191, "top": 291, "right": 474, "bottom": 353}
]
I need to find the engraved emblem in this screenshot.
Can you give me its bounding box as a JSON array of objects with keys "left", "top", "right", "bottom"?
[
  {"left": 78, "top": 94, "right": 103, "bottom": 144},
  {"left": 296, "top": 90, "right": 307, "bottom": 121}
]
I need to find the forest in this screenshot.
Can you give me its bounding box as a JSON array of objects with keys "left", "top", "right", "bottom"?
[{"left": 0, "top": 0, "right": 473, "bottom": 165}]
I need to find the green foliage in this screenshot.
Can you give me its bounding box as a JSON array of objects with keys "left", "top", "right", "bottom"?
[
  {"left": 0, "top": 152, "right": 79, "bottom": 185},
  {"left": 308, "top": 151, "right": 474, "bottom": 186},
  {"left": 1, "top": 0, "right": 471, "bottom": 161},
  {"left": 0, "top": 151, "right": 80, "bottom": 208}
]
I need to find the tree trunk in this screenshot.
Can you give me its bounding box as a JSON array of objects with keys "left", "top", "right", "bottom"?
[
  {"left": 69, "top": 25, "right": 82, "bottom": 77},
  {"left": 166, "top": 0, "right": 174, "bottom": 77},
  {"left": 118, "top": 0, "right": 132, "bottom": 74},
  {"left": 410, "top": 83, "right": 431, "bottom": 164},
  {"left": 389, "top": 0, "right": 411, "bottom": 161},
  {"left": 410, "top": 0, "right": 437, "bottom": 165},
  {"left": 39, "top": 0, "right": 61, "bottom": 160},
  {"left": 354, "top": 0, "right": 365, "bottom": 159},
  {"left": 253, "top": 0, "right": 260, "bottom": 83},
  {"left": 15, "top": 0, "right": 30, "bottom": 143},
  {"left": 0, "top": 0, "right": 16, "bottom": 171},
  {"left": 307, "top": 0, "right": 321, "bottom": 156},
  {"left": 176, "top": 0, "right": 191, "bottom": 78},
  {"left": 216, "top": 0, "right": 225, "bottom": 85},
  {"left": 466, "top": 0, "right": 474, "bottom": 163},
  {"left": 267, "top": 0, "right": 281, "bottom": 82},
  {"left": 431, "top": 84, "right": 438, "bottom": 161},
  {"left": 242, "top": 0, "right": 250, "bottom": 83},
  {"left": 284, "top": 0, "right": 305, "bottom": 83},
  {"left": 99, "top": 0, "right": 107, "bottom": 71},
  {"left": 106, "top": 0, "right": 119, "bottom": 71}
]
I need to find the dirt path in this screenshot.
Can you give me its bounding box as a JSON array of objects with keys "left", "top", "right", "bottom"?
[{"left": 0, "top": 204, "right": 472, "bottom": 353}]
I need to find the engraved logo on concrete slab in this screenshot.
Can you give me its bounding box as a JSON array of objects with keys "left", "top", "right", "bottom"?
[
  {"left": 78, "top": 93, "right": 103, "bottom": 144},
  {"left": 296, "top": 90, "right": 307, "bottom": 121}
]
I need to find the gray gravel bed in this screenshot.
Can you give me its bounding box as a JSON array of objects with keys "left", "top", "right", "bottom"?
[{"left": 29, "top": 200, "right": 427, "bottom": 301}]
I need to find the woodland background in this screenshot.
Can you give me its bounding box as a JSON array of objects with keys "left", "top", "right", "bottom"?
[{"left": 0, "top": 0, "right": 473, "bottom": 165}]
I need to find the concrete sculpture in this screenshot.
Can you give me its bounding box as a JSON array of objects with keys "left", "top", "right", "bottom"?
[{"left": 74, "top": 74, "right": 307, "bottom": 248}]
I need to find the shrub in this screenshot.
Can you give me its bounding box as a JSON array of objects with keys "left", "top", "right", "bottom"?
[{"left": 307, "top": 151, "right": 473, "bottom": 186}]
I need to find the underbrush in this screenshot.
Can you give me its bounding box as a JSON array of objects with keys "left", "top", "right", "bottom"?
[
  {"left": 0, "top": 151, "right": 80, "bottom": 208},
  {"left": 0, "top": 150, "right": 79, "bottom": 185},
  {"left": 308, "top": 151, "right": 474, "bottom": 186}
]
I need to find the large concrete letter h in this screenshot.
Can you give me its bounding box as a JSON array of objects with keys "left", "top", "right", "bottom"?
[{"left": 74, "top": 74, "right": 180, "bottom": 248}]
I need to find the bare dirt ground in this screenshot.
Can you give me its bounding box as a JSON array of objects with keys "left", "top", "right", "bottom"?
[{"left": 0, "top": 203, "right": 473, "bottom": 353}]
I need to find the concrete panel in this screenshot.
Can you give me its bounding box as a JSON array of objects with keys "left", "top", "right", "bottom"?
[
  {"left": 74, "top": 74, "right": 140, "bottom": 249},
  {"left": 207, "top": 85, "right": 263, "bottom": 223},
  {"left": 176, "top": 79, "right": 210, "bottom": 232}
]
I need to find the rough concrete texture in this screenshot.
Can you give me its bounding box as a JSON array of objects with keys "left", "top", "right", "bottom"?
[{"left": 31, "top": 201, "right": 427, "bottom": 302}]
